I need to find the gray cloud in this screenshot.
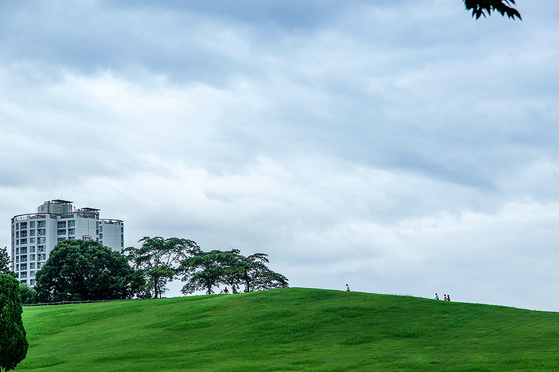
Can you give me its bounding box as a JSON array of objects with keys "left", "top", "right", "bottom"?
[{"left": 1, "top": 1, "right": 559, "bottom": 310}]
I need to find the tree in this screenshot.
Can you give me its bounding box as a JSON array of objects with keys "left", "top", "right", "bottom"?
[
  {"left": 0, "top": 274, "right": 28, "bottom": 371},
  {"left": 124, "top": 237, "right": 200, "bottom": 299},
  {"left": 34, "top": 240, "right": 141, "bottom": 302},
  {"left": 228, "top": 252, "right": 289, "bottom": 293},
  {"left": 180, "top": 249, "right": 288, "bottom": 295},
  {"left": 19, "top": 285, "right": 37, "bottom": 305},
  {"left": 464, "top": 0, "right": 521, "bottom": 20},
  {"left": 0, "top": 247, "right": 15, "bottom": 277},
  {"left": 180, "top": 250, "right": 236, "bottom": 295}
]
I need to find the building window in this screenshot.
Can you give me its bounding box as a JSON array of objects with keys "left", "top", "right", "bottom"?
[
  {"left": 38, "top": 229, "right": 46, "bottom": 236},
  {"left": 16, "top": 239, "right": 19, "bottom": 245},
  {"left": 30, "top": 262, "right": 35, "bottom": 269},
  {"left": 20, "top": 280, "right": 27, "bottom": 285},
  {"left": 38, "top": 237, "right": 46, "bottom": 244},
  {"left": 68, "top": 220, "right": 75, "bottom": 227},
  {"left": 16, "top": 223, "right": 19, "bottom": 230},
  {"left": 16, "top": 248, "right": 19, "bottom": 255},
  {"left": 16, "top": 264, "right": 19, "bottom": 271},
  {"left": 30, "top": 271, "right": 35, "bottom": 277},
  {"left": 99, "top": 233, "right": 103, "bottom": 239},
  {"left": 37, "top": 262, "right": 43, "bottom": 269},
  {"left": 29, "top": 246, "right": 35, "bottom": 253},
  {"left": 30, "top": 221, "right": 36, "bottom": 228},
  {"left": 20, "top": 256, "right": 27, "bottom": 262},
  {"left": 57, "top": 229, "right": 66, "bottom": 235},
  {"left": 30, "top": 229, "right": 35, "bottom": 236},
  {"left": 38, "top": 246, "right": 46, "bottom": 252},
  {"left": 20, "top": 263, "right": 27, "bottom": 271},
  {"left": 68, "top": 228, "right": 75, "bottom": 236},
  {"left": 20, "top": 238, "right": 27, "bottom": 244},
  {"left": 30, "top": 279, "right": 35, "bottom": 286},
  {"left": 16, "top": 256, "right": 19, "bottom": 263},
  {"left": 29, "top": 254, "right": 35, "bottom": 261},
  {"left": 68, "top": 236, "right": 76, "bottom": 240},
  {"left": 20, "top": 272, "right": 27, "bottom": 278},
  {"left": 38, "top": 221, "right": 46, "bottom": 228},
  {"left": 20, "top": 247, "right": 27, "bottom": 254},
  {"left": 58, "top": 221, "right": 66, "bottom": 228},
  {"left": 16, "top": 231, "right": 19, "bottom": 238},
  {"left": 30, "top": 238, "right": 36, "bottom": 243},
  {"left": 57, "top": 238, "right": 66, "bottom": 242},
  {"left": 20, "top": 230, "right": 27, "bottom": 237},
  {"left": 20, "top": 222, "right": 27, "bottom": 229},
  {"left": 39, "top": 254, "right": 46, "bottom": 260}
]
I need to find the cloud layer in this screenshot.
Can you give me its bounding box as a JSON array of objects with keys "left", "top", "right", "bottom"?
[{"left": 1, "top": 1, "right": 559, "bottom": 310}]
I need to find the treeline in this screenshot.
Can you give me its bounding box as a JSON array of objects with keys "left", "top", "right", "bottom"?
[{"left": 2, "top": 237, "right": 288, "bottom": 304}]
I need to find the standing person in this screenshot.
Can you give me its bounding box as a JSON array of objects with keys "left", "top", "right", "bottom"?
[
  {"left": 346, "top": 284, "right": 350, "bottom": 292},
  {"left": 447, "top": 294, "right": 451, "bottom": 302},
  {"left": 435, "top": 293, "right": 439, "bottom": 300},
  {"left": 444, "top": 294, "right": 447, "bottom": 301}
]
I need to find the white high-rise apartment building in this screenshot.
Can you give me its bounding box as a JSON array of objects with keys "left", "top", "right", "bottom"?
[{"left": 11, "top": 199, "right": 124, "bottom": 286}]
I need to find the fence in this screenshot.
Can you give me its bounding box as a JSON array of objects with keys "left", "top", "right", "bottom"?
[{"left": 22, "top": 298, "right": 129, "bottom": 307}]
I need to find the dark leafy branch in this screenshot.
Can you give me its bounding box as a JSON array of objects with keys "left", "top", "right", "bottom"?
[{"left": 464, "top": 0, "right": 521, "bottom": 20}]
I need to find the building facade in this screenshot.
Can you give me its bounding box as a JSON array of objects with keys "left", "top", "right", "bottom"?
[{"left": 11, "top": 199, "right": 124, "bottom": 286}]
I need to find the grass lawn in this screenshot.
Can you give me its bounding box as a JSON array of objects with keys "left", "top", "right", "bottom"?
[{"left": 15, "top": 287, "right": 559, "bottom": 371}]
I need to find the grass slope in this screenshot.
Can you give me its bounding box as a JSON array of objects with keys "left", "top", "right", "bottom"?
[{"left": 15, "top": 288, "right": 559, "bottom": 371}]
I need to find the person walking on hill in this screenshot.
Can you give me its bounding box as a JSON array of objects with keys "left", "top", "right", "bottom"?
[
  {"left": 444, "top": 294, "right": 447, "bottom": 301},
  {"left": 447, "top": 294, "right": 451, "bottom": 302},
  {"left": 346, "top": 284, "right": 350, "bottom": 292},
  {"left": 435, "top": 293, "right": 439, "bottom": 300}
]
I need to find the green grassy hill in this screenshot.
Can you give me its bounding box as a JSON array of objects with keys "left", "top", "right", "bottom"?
[{"left": 15, "top": 288, "right": 559, "bottom": 371}]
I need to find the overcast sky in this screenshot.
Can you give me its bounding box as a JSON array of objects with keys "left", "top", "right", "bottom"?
[{"left": 1, "top": 1, "right": 558, "bottom": 311}]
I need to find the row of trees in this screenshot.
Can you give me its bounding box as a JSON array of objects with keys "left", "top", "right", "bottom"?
[
  {"left": 124, "top": 237, "right": 288, "bottom": 297},
  {"left": 9, "top": 237, "right": 287, "bottom": 303}
]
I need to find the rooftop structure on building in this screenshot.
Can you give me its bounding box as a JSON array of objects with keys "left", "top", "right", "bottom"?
[{"left": 11, "top": 199, "right": 124, "bottom": 286}]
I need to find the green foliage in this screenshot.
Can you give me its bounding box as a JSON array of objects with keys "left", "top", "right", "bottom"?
[
  {"left": 0, "top": 247, "right": 15, "bottom": 277},
  {"left": 34, "top": 240, "right": 140, "bottom": 302},
  {"left": 19, "top": 285, "right": 37, "bottom": 305},
  {"left": 124, "top": 237, "right": 200, "bottom": 298},
  {"left": 180, "top": 250, "right": 235, "bottom": 295},
  {"left": 180, "top": 249, "right": 288, "bottom": 295},
  {"left": 15, "top": 288, "right": 559, "bottom": 371},
  {"left": 0, "top": 274, "right": 28, "bottom": 371},
  {"left": 464, "top": 0, "right": 521, "bottom": 20}
]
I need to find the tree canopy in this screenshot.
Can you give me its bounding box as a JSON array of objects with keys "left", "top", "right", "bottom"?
[
  {"left": 180, "top": 249, "right": 288, "bottom": 295},
  {"left": 34, "top": 240, "right": 141, "bottom": 302},
  {"left": 0, "top": 274, "right": 28, "bottom": 372},
  {"left": 124, "top": 237, "right": 200, "bottom": 298},
  {"left": 464, "top": 0, "right": 521, "bottom": 20}
]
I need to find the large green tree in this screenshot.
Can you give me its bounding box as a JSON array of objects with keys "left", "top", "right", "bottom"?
[
  {"left": 34, "top": 240, "right": 141, "bottom": 302},
  {"left": 125, "top": 237, "right": 200, "bottom": 299},
  {"left": 227, "top": 252, "right": 289, "bottom": 293},
  {"left": 180, "top": 249, "right": 288, "bottom": 295},
  {"left": 0, "top": 274, "right": 28, "bottom": 372},
  {"left": 464, "top": 0, "right": 521, "bottom": 20},
  {"left": 180, "top": 250, "right": 236, "bottom": 295}
]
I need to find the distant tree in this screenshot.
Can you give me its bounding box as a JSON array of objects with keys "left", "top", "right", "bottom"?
[
  {"left": 464, "top": 0, "right": 521, "bottom": 20},
  {"left": 0, "top": 274, "right": 28, "bottom": 371},
  {"left": 229, "top": 252, "right": 289, "bottom": 293},
  {"left": 0, "top": 247, "right": 15, "bottom": 276},
  {"left": 125, "top": 237, "right": 200, "bottom": 299},
  {"left": 19, "top": 285, "right": 37, "bottom": 304},
  {"left": 180, "top": 249, "right": 288, "bottom": 295},
  {"left": 180, "top": 250, "right": 237, "bottom": 295},
  {"left": 34, "top": 240, "right": 140, "bottom": 302}
]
